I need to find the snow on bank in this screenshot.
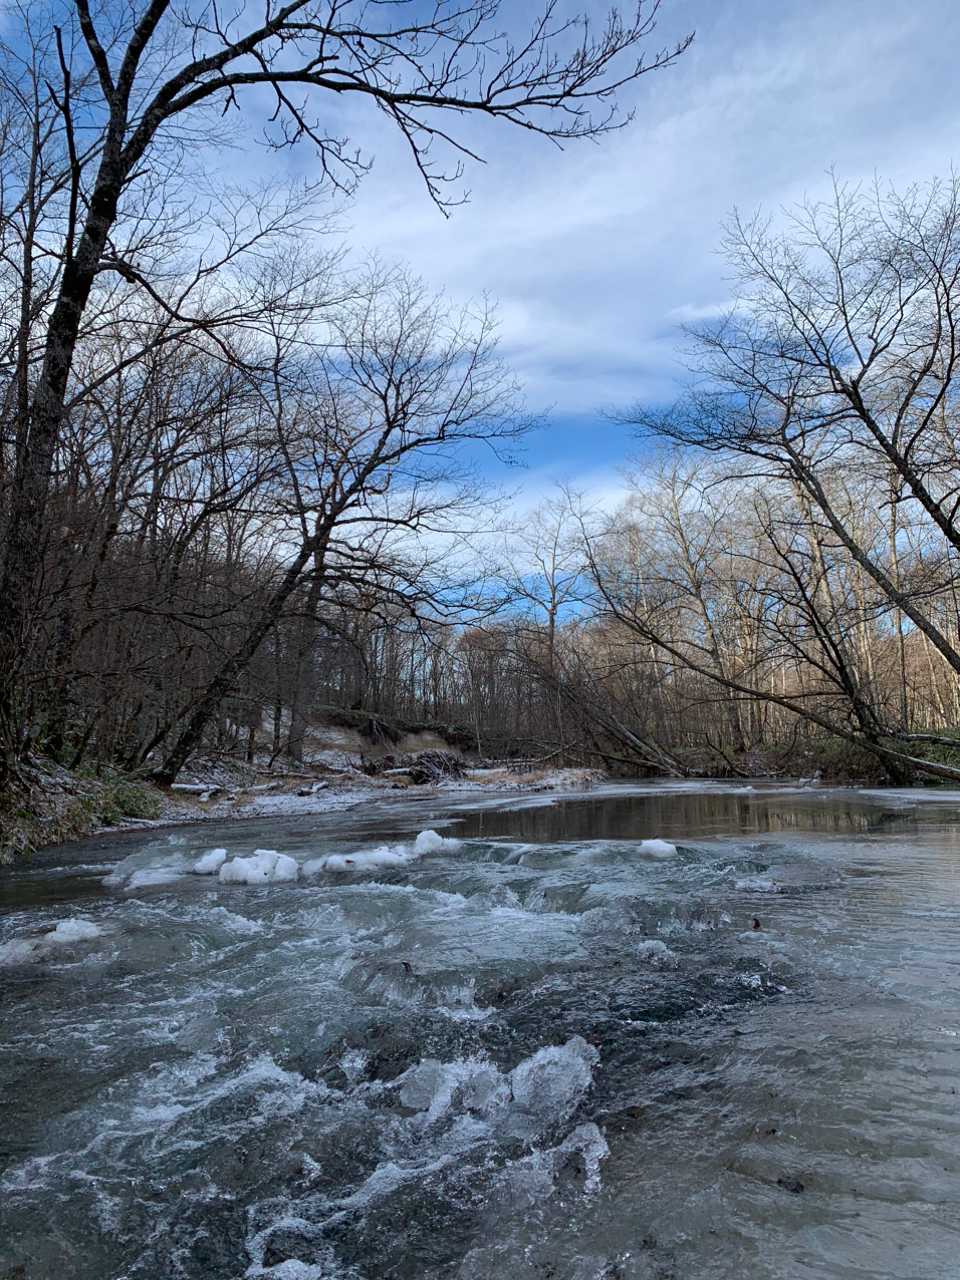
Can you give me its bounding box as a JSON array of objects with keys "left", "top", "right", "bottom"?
[{"left": 0, "top": 916, "right": 106, "bottom": 964}]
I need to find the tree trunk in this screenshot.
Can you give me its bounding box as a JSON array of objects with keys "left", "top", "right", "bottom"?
[{"left": 150, "top": 536, "right": 321, "bottom": 784}]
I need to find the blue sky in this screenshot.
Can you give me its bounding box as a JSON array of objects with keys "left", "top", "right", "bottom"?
[{"left": 302, "top": 0, "right": 960, "bottom": 504}]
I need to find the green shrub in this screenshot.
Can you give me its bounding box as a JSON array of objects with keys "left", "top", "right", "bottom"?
[{"left": 99, "top": 781, "right": 161, "bottom": 825}]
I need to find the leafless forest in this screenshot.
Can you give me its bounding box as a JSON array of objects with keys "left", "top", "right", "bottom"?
[{"left": 3, "top": 0, "right": 960, "bottom": 798}]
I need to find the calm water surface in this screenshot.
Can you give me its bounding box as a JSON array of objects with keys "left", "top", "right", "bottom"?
[{"left": 2, "top": 780, "right": 959, "bottom": 1279}]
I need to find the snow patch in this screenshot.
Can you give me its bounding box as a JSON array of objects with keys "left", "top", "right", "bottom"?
[{"left": 218, "top": 849, "right": 299, "bottom": 885}]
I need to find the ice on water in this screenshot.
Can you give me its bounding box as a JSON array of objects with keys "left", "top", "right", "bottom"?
[
  {"left": 100, "top": 829, "right": 460, "bottom": 889},
  {"left": 311, "top": 828, "right": 459, "bottom": 874},
  {"left": 12, "top": 796, "right": 937, "bottom": 1280},
  {"left": 636, "top": 938, "right": 677, "bottom": 966},
  {"left": 47, "top": 917, "right": 102, "bottom": 942},
  {"left": 638, "top": 838, "right": 677, "bottom": 857},
  {"left": 0, "top": 915, "right": 106, "bottom": 964},
  {"left": 219, "top": 849, "right": 300, "bottom": 884},
  {"left": 193, "top": 846, "right": 228, "bottom": 873}
]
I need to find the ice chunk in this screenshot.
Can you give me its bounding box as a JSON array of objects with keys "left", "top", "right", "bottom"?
[
  {"left": 124, "top": 867, "right": 184, "bottom": 889},
  {"left": 0, "top": 917, "right": 105, "bottom": 965},
  {"left": 47, "top": 918, "right": 102, "bottom": 943},
  {"left": 0, "top": 937, "right": 45, "bottom": 964},
  {"left": 193, "top": 847, "right": 227, "bottom": 874},
  {"left": 509, "top": 1035, "right": 598, "bottom": 1125},
  {"left": 339, "top": 1049, "right": 369, "bottom": 1085},
  {"left": 414, "top": 828, "right": 459, "bottom": 854},
  {"left": 735, "top": 876, "right": 780, "bottom": 893},
  {"left": 638, "top": 838, "right": 677, "bottom": 857},
  {"left": 323, "top": 845, "right": 411, "bottom": 872},
  {"left": 637, "top": 938, "right": 675, "bottom": 966},
  {"left": 313, "top": 828, "right": 459, "bottom": 874},
  {"left": 219, "top": 849, "right": 299, "bottom": 884}
]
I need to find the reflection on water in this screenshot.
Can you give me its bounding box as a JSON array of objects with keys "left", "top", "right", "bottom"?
[
  {"left": 452, "top": 782, "right": 960, "bottom": 843},
  {"left": 1, "top": 781, "right": 960, "bottom": 1279}
]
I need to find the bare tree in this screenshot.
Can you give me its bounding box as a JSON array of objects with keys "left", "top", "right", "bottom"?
[
  {"left": 617, "top": 176, "right": 960, "bottom": 780},
  {"left": 0, "top": 0, "right": 691, "bottom": 782},
  {"left": 149, "top": 266, "right": 526, "bottom": 781}
]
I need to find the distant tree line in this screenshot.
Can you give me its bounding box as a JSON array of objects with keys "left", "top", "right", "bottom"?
[
  {"left": 3, "top": 0, "right": 958, "bottom": 787},
  {"left": 15, "top": 170, "right": 960, "bottom": 785}
]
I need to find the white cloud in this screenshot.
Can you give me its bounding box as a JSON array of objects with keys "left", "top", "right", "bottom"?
[{"left": 250, "top": 0, "right": 960, "bottom": 504}]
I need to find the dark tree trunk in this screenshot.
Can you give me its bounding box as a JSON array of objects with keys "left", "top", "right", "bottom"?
[
  {"left": 149, "top": 537, "right": 321, "bottom": 784},
  {"left": 0, "top": 142, "right": 128, "bottom": 780}
]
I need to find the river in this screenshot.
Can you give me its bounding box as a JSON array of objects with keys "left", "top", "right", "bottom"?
[{"left": 2, "top": 780, "right": 959, "bottom": 1279}]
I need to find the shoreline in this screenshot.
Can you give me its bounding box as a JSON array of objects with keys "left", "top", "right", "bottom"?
[{"left": 2, "top": 764, "right": 608, "bottom": 863}]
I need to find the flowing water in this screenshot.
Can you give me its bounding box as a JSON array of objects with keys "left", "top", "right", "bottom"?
[{"left": 2, "top": 781, "right": 960, "bottom": 1280}]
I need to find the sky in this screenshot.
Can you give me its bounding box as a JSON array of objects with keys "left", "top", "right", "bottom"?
[{"left": 313, "top": 0, "right": 960, "bottom": 506}]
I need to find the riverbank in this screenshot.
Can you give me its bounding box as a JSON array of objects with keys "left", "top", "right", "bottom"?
[
  {"left": 0, "top": 759, "right": 607, "bottom": 863},
  {"left": 1, "top": 721, "right": 928, "bottom": 863}
]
